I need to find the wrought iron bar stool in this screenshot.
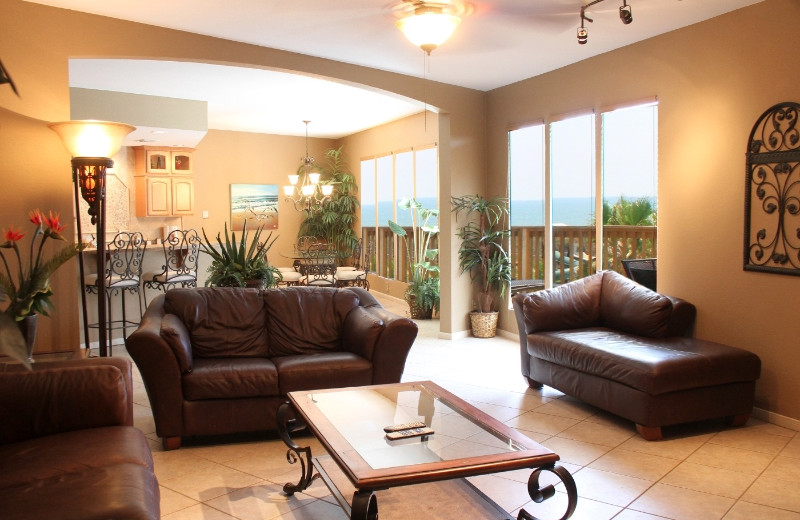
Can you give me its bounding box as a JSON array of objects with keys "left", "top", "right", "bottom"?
[
  {"left": 84, "top": 231, "right": 146, "bottom": 355},
  {"left": 143, "top": 228, "right": 201, "bottom": 303}
]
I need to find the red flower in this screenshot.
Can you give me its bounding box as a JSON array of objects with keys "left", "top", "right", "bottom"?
[
  {"left": 29, "top": 209, "right": 43, "bottom": 226},
  {"left": 3, "top": 226, "right": 24, "bottom": 243},
  {"left": 44, "top": 211, "right": 65, "bottom": 234}
]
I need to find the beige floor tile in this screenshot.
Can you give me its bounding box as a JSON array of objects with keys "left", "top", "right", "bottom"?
[
  {"left": 559, "top": 418, "right": 637, "bottom": 448},
  {"left": 709, "top": 427, "right": 791, "bottom": 455},
  {"left": 589, "top": 447, "right": 679, "bottom": 481},
  {"left": 659, "top": 461, "right": 756, "bottom": 499},
  {"left": 161, "top": 503, "right": 238, "bottom": 520},
  {"left": 274, "top": 499, "right": 348, "bottom": 519},
  {"left": 467, "top": 473, "right": 538, "bottom": 514},
  {"left": 762, "top": 454, "right": 800, "bottom": 483},
  {"left": 465, "top": 399, "right": 525, "bottom": 422},
  {"left": 628, "top": 483, "right": 736, "bottom": 520},
  {"left": 152, "top": 451, "right": 230, "bottom": 482},
  {"left": 515, "top": 491, "right": 622, "bottom": 520},
  {"left": 203, "top": 481, "right": 316, "bottom": 520},
  {"left": 723, "top": 501, "right": 800, "bottom": 519},
  {"left": 534, "top": 397, "right": 599, "bottom": 421},
  {"left": 618, "top": 431, "right": 714, "bottom": 460},
  {"left": 740, "top": 475, "right": 800, "bottom": 512},
  {"left": 158, "top": 486, "right": 200, "bottom": 516},
  {"left": 780, "top": 436, "right": 800, "bottom": 459},
  {"left": 539, "top": 436, "right": 611, "bottom": 466},
  {"left": 160, "top": 465, "right": 265, "bottom": 502},
  {"left": 183, "top": 438, "right": 285, "bottom": 464},
  {"left": 506, "top": 410, "right": 581, "bottom": 436},
  {"left": 686, "top": 441, "right": 775, "bottom": 476},
  {"left": 570, "top": 467, "right": 653, "bottom": 507},
  {"left": 613, "top": 510, "right": 673, "bottom": 520}
]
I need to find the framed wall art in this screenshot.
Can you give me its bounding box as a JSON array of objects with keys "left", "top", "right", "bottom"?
[{"left": 230, "top": 184, "right": 279, "bottom": 231}]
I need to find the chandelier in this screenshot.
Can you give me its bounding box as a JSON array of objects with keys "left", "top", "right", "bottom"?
[{"left": 283, "top": 121, "right": 333, "bottom": 212}]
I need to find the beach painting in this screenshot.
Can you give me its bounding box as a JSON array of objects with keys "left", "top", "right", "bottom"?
[{"left": 230, "top": 184, "right": 279, "bottom": 231}]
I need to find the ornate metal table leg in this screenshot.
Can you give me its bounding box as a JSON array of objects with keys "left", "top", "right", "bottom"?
[
  {"left": 351, "top": 490, "right": 378, "bottom": 520},
  {"left": 517, "top": 464, "right": 578, "bottom": 520},
  {"left": 277, "top": 401, "right": 320, "bottom": 495}
]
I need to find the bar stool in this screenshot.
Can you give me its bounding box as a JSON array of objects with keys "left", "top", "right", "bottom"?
[
  {"left": 84, "top": 231, "right": 146, "bottom": 355},
  {"left": 143, "top": 228, "right": 201, "bottom": 303}
]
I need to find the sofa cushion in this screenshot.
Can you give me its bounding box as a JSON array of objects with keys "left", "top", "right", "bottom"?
[
  {"left": 0, "top": 426, "right": 153, "bottom": 489},
  {"left": 160, "top": 314, "right": 193, "bottom": 374},
  {"left": 183, "top": 357, "right": 279, "bottom": 400},
  {"left": 164, "top": 287, "right": 269, "bottom": 358},
  {"left": 521, "top": 273, "right": 602, "bottom": 333},
  {"left": 263, "top": 287, "right": 359, "bottom": 356},
  {"left": 0, "top": 461, "right": 160, "bottom": 520},
  {"left": 272, "top": 352, "right": 373, "bottom": 394},
  {"left": 600, "top": 270, "right": 673, "bottom": 338},
  {"left": 528, "top": 329, "right": 761, "bottom": 395}
]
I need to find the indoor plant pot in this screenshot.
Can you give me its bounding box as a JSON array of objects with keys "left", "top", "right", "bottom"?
[{"left": 452, "top": 194, "right": 511, "bottom": 337}]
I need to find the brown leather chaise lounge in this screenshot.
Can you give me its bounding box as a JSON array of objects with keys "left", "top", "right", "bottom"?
[
  {"left": 0, "top": 358, "right": 160, "bottom": 519},
  {"left": 126, "top": 286, "right": 418, "bottom": 449},
  {"left": 512, "top": 270, "right": 761, "bottom": 440}
]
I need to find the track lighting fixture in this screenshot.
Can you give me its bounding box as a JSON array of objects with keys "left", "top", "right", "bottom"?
[
  {"left": 619, "top": 0, "right": 633, "bottom": 24},
  {"left": 577, "top": 0, "right": 633, "bottom": 45}
]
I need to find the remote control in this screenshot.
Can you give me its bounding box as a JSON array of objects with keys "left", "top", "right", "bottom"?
[
  {"left": 383, "top": 421, "right": 427, "bottom": 433},
  {"left": 385, "top": 427, "right": 434, "bottom": 441}
]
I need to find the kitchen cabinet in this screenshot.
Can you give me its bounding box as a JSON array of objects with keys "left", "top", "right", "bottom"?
[{"left": 134, "top": 147, "right": 195, "bottom": 217}]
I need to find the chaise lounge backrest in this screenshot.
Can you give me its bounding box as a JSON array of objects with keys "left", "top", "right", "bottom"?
[{"left": 517, "top": 270, "right": 696, "bottom": 338}]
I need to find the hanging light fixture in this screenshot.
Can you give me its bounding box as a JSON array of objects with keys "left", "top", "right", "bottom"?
[
  {"left": 283, "top": 121, "right": 333, "bottom": 213},
  {"left": 577, "top": 0, "right": 634, "bottom": 45},
  {"left": 396, "top": 2, "right": 462, "bottom": 55},
  {"left": 619, "top": 0, "right": 633, "bottom": 24}
]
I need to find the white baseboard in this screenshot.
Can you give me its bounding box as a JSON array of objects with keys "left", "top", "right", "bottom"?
[
  {"left": 438, "top": 330, "right": 469, "bottom": 340},
  {"left": 752, "top": 407, "right": 800, "bottom": 432}
]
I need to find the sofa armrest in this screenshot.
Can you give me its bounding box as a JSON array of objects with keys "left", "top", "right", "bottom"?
[
  {"left": 357, "top": 305, "right": 418, "bottom": 385},
  {"left": 665, "top": 296, "right": 697, "bottom": 337},
  {"left": 125, "top": 294, "right": 188, "bottom": 440},
  {"left": 0, "top": 357, "right": 133, "bottom": 444}
]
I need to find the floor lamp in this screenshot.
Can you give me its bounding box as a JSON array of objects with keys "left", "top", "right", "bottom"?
[{"left": 49, "top": 120, "right": 135, "bottom": 357}]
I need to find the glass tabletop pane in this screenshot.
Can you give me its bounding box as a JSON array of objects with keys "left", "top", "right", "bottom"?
[{"left": 305, "top": 383, "right": 530, "bottom": 470}]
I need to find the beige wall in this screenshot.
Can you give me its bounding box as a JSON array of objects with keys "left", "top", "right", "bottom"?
[{"left": 487, "top": 0, "right": 800, "bottom": 421}]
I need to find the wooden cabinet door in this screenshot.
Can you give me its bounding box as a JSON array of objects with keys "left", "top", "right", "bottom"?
[
  {"left": 171, "top": 151, "right": 192, "bottom": 175},
  {"left": 145, "top": 150, "right": 170, "bottom": 174},
  {"left": 146, "top": 177, "right": 172, "bottom": 216},
  {"left": 171, "top": 178, "right": 194, "bottom": 215}
]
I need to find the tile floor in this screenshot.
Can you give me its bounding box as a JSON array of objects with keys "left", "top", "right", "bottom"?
[{"left": 119, "top": 293, "right": 800, "bottom": 520}]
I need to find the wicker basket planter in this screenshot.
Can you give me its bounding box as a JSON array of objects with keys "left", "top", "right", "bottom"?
[{"left": 470, "top": 311, "right": 498, "bottom": 338}]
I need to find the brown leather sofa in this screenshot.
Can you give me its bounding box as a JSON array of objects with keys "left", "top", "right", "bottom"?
[
  {"left": 126, "top": 286, "right": 418, "bottom": 449},
  {"left": 512, "top": 270, "right": 761, "bottom": 440},
  {"left": 0, "top": 357, "right": 160, "bottom": 519}
]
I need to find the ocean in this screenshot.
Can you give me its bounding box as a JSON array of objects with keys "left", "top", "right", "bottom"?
[{"left": 360, "top": 197, "right": 636, "bottom": 227}]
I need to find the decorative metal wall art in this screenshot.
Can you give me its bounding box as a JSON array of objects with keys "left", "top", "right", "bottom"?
[{"left": 745, "top": 102, "right": 800, "bottom": 275}]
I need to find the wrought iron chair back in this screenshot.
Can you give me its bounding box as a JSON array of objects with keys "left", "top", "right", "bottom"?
[
  {"left": 300, "top": 247, "right": 337, "bottom": 286},
  {"left": 621, "top": 258, "right": 657, "bottom": 291},
  {"left": 144, "top": 229, "right": 201, "bottom": 302}
]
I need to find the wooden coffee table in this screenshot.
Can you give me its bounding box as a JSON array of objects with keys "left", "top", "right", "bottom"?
[{"left": 277, "top": 381, "right": 577, "bottom": 520}]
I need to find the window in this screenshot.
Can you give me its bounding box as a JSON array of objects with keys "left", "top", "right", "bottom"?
[
  {"left": 361, "top": 145, "right": 439, "bottom": 282},
  {"left": 509, "top": 102, "right": 658, "bottom": 288}
]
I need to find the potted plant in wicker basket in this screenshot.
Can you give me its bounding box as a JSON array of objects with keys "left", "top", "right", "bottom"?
[{"left": 451, "top": 194, "right": 511, "bottom": 337}]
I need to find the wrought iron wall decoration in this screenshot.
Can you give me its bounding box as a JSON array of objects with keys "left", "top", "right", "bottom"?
[{"left": 744, "top": 102, "right": 800, "bottom": 275}]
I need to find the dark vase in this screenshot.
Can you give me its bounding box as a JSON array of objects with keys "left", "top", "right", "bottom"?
[{"left": 18, "top": 314, "right": 38, "bottom": 363}]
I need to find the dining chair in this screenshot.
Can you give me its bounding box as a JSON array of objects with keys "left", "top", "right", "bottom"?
[
  {"left": 84, "top": 231, "right": 146, "bottom": 355},
  {"left": 336, "top": 238, "right": 369, "bottom": 289},
  {"left": 276, "top": 266, "right": 304, "bottom": 286},
  {"left": 300, "top": 247, "right": 337, "bottom": 286},
  {"left": 143, "top": 228, "right": 201, "bottom": 304},
  {"left": 621, "top": 258, "right": 657, "bottom": 291}
]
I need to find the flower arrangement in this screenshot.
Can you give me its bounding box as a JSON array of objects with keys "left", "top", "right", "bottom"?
[{"left": 0, "top": 209, "right": 84, "bottom": 364}]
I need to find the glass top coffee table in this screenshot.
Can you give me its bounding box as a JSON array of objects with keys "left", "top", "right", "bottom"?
[{"left": 277, "top": 381, "right": 577, "bottom": 520}]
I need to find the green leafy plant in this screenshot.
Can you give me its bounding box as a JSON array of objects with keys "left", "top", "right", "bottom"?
[
  {"left": 451, "top": 194, "right": 511, "bottom": 313},
  {"left": 200, "top": 221, "right": 280, "bottom": 289},
  {"left": 298, "top": 147, "right": 360, "bottom": 265},
  {"left": 0, "top": 209, "right": 84, "bottom": 365},
  {"left": 389, "top": 198, "right": 440, "bottom": 317}
]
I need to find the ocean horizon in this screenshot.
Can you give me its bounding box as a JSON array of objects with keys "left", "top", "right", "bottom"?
[{"left": 360, "top": 197, "right": 653, "bottom": 227}]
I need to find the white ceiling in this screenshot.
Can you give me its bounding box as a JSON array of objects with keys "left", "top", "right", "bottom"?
[{"left": 28, "top": 0, "right": 762, "bottom": 140}]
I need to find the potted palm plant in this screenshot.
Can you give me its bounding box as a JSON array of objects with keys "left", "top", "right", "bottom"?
[
  {"left": 451, "top": 194, "right": 511, "bottom": 337},
  {"left": 200, "top": 221, "right": 281, "bottom": 289},
  {"left": 388, "top": 198, "right": 440, "bottom": 319}
]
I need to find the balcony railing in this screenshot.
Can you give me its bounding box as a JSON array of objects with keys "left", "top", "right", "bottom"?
[
  {"left": 362, "top": 224, "right": 656, "bottom": 285},
  {"left": 511, "top": 225, "right": 657, "bottom": 283}
]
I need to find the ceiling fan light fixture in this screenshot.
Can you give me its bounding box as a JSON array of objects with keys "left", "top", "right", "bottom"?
[
  {"left": 577, "top": 26, "right": 589, "bottom": 45},
  {"left": 396, "top": 5, "right": 461, "bottom": 55}
]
